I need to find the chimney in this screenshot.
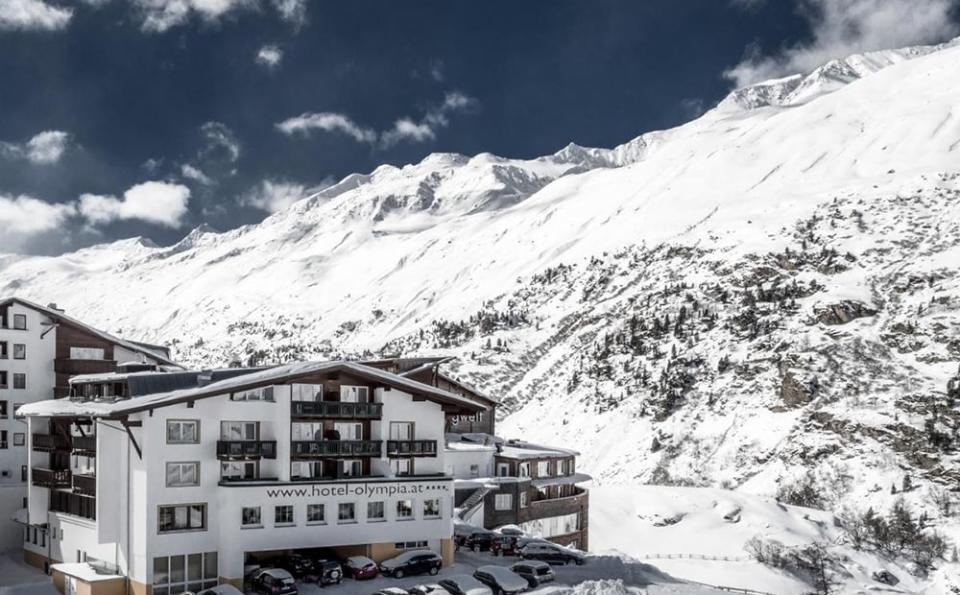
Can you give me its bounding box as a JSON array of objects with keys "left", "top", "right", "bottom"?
[{"left": 47, "top": 303, "right": 64, "bottom": 312}]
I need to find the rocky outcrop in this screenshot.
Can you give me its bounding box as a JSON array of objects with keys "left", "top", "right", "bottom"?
[
  {"left": 780, "top": 371, "right": 812, "bottom": 407},
  {"left": 813, "top": 300, "right": 878, "bottom": 325}
]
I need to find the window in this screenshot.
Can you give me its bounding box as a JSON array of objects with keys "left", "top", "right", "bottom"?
[
  {"left": 220, "top": 421, "right": 258, "bottom": 441},
  {"left": 290, "top": 383, "right": 324, "bottom": 401},
  {"left": 338, "top": 502, "right": 356, "bottom": 523},
  {"left": 340, "top": 385, "right": 369, "bottom": 403},
  {"left": 0, "top": 401, "right": 7, "bottom": 418},
  {"left": 165, "top": 462, "right": 200, "bottom": 487},
  {"left": 0, "top": 431, "right": 7, "bottom": 449},
  {"left": 21, "top": 466, "right": 27, "bottom": 482},
  {"left": 495, "top": 493, "right": 513, "bottom": 511},
  {"left": 333, "top": 422, "right": 363, "bottom": 440},
  {"left": 519, "top": 512, "right": 581, "bottom": 538},
  {"left": 537, "top": 461, "right": 551, "bottom": 477},
  {"left": 221, "top": 461, "right": 257, "bottom": 481},
  {"left": 0, "top": 373, "right": 6, "bottom": 389},
  {"left": 241, "top": 506, "right": 261, "bottom": 527},
  {"left": 307, "top": 504, "right": 325, "bottom": 524},
  {"left": 158, "top": 504, "right": 206, "bottom": 533},
  {"left": 367, "top": 501, "right": 384, "bottom": 522},
  {"left": 520, "top": 492, "right": 528, "bottom": 508},
  {"left": 290, "top": 461, "right": 322, "bottom": 481},
  {"left": 13, "top": 433, "right": 25, "bottom": 447},
  {"left": 230, "top": 386, "right": 274, "bottom": 402},
  {"left": 0, "top": 342, "right": 6, "bottom": 359},
  {"left": 392, "top": 458, "right": 412, "bottom": 477},
  {"left": 423, "top": 498, "right": 441, "bottom": 519},
  {"left": 390, "top": 421, "right": 414, "bottom": 440},
  {"left": 274, "top": 505, "right": 294, "bottom": 526},
  {"left": 13, "top": 344, "right": 25, "bottom": 359},
  {"left": 166, "top": 420, "right": 199, "bottom": 444},
  {"left": 396, "top": 499, "right": 414, "bottom": 520},
  {"left": 469, "top": 464, "right": 480, "bottom": 478},
  {"left": 12, "top": 403, "right": 21, "bottom": 417},
  {"left": 497, "top": 463, "right": 509, "bottom": 477},
  {"left": 395, "top": 541, "right": 428, "bottom": 550},
  {"left": 339, "top": 459, "right": 363, "bottom": 478},
  {"left": 12, "top": 374, "right": 25, "bottom": 390},
  {"left": 13, "top": 314, "right": 26, "bottom": 330},
  {"left": 69, "top": 347, "right": 104, "bottom": 360},
  {"left": 519, "top": 462, "right": 530, "bottom": 478},
  {"left": 152, "top": 552, "right": 217, "bottom": 595}
]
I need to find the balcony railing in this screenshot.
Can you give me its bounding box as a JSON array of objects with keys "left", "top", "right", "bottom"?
[
  {"left": 291, "top": 440, "right": 382, "bottom": 458},
  {"left": 216, "top": 440, "right": 278, "bottom": 459},
  {"left": 73, "top": 473, "right": 96, "bottom": 496},
  {"left": 386, "top": 440, "right": 438, "bottom": 457},
  {"left": 32, "top": 434, "right": 71, "bottom": 452},
  {"left": 32, "top": 468, "right": 72, "bottom": 489},
  {"left": 72, "top": 436, "right": 97, "bottom": 455},
  {"left": 291, "top": 401, "right": 383, "bottom": 419}
]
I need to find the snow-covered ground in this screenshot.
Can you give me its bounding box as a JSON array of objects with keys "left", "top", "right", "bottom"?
[
  {"left": 589, "top": 485, "right": 960, "bottom": 594},
  {"left": 0, "top": 553, "right": 58, "bottom": 595}
]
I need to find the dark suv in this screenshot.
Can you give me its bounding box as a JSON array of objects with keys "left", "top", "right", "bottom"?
[
  {"left": 379, "top": 551, "right": 443, "bottom": 578},
  {"left": 465, "top": 532, "right": 498, "bottom": 552},
  {"left": 518, "top": 543, "right": 585, "bottom": 565},
  {"left": 250, "top": 568, "right": 298, "bottom": 595}
]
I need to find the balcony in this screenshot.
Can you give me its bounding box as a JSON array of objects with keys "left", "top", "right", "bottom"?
[
  {"left": 291, "top": 440, "right": 382, "bottom": 458},
  {"left": 32, "top": 468, "right": 72, "bottom": 489},
  {"left": 386, "top": 440, "right": 438, "bottom": 457},
  {"left": 72, "top": 436, "right": 96, "bottom": 455},
  {"left": 54, "top": 358, "right": 117, "bottom": 376},
  {"left": 291, "top": 401, "right": 383, "bottom": 419},
  {"left": 216, "top": 440, "right": 278, "bottom": 460},
  {"left": 73, "top": 473, "right": 96, "bottom": 496},
  {"left": 32, "top": 434, "right": 71, "bottom": 452}
]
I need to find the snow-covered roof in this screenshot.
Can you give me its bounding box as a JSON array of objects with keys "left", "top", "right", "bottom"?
[
  {"left": 497, "top": 441, "right": 580, "bottom": 459},
  {"left": 530, "top": 472, "right": 592, "bottom": 488},
  {"left": 19, "top": 360, "right": 486, "bottom": 419},
  {"left": 0, "top": 297, "right": 180, "bottom": 367},
  {"left": 50, "top": 563, "right": 123, "bottom": 582}
]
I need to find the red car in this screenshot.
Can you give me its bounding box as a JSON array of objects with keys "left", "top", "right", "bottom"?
[{"left": 343, "top": 556, "right": 379, "bottom": 579}]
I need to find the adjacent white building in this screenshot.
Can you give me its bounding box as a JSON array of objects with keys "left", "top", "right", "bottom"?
[
  {"left": 19, "top": 360, "right": 487, "bottom": 595},
  {"left": 0, "top": 297, "right": 175, "bottom": 553}
]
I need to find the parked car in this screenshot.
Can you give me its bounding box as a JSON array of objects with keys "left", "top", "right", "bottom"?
[
  {"left": 279, "top": 554, "right": 319, "bottom": 582},
  {"left": 372, "top": 588, "right": 411, "bottom": 595},
  {"left": 509, "top": 561, "right": 555, "bottom": 588},
  {"left": 408, "top": 584, "right": 451, "bottom": 595},
  {"left": 312, "top": 559, "right": 344, "bottom": 586},
  {"left": 490, "top": 535, "right": 521, "bottom": 557},
  {"left": 472, "top": 566, "right": 528, "bottom": 595},
  {"left": 343, "top": 555, "right": 379, "bottom": 579},
  {"left": 465, "top": 531, "right": 498, "bottom": 552},
  {"left": 196, "top": 586, "right": 244, "bottom": 595},
  {"left": 497, "top": 525, "right": 525, "bottom": 537},
  {"left": 438, "top": 575, "right": 494, "bottom": 595},
  {"left": 518, "top": 543, "right": 585, "bottom": 565},
  {"left": 250, "top": 568, "right": 298, "bottom": 595},
  {"left": 379, "top": 551, "right": 443, "bottom": 578}
]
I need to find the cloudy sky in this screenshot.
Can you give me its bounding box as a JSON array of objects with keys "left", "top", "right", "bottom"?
[{"left": 1, "top": 0, "right": 957, "bottom": 255}]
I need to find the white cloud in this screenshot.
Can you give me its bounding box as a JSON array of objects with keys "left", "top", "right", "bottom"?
[
  {"left": 240, "top": 179, "right": 310, "bottom": 213},
  {"left": 25, "top": 130, "right": 70, "bottom": 164},
  {"left": 276, "top": 112, "right": 378, "bottom": 143},
  {"left": 270, "top": 0, "right": 305, "bottom": 27},
  {"left": 199, "top": 121, "right": 240, "bottom": 162},
  {"left": 1, "top": 130, "right": 71, "bottom": 164},
  {"left": 276, "top": 90, "right": 478, "bottom": 149},
  {"left": 78, "top": 181, "right": 191, "bottom": 228},
  {"left": 725, "top": 0, "right": 960, "bottom": 87},
  {"left": 0, "top": 193, "right": 75, "bottom": 234},
  {"left": 0, "top": 0, "right": 73, "bottom": 31},
  {"left": 256, "top": 44, "right": 283, "bottom": 68},
  {"left": 180, "top": 163, "right": 213, "bottom": 185}
]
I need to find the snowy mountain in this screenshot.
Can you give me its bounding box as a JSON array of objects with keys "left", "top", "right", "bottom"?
[{"left": 3, "top": 37, "right": 960, "bottom": 589}]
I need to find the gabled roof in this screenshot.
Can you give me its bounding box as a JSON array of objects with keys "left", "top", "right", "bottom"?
[
  {"left": 0, "top": 297, "right": 180, "bottom": 368},
  {"left": 394, "top": 360, "right": 498, "bottom": 406},
  {"left": 18, "top": 360, "right": 487, "bottom": 419}
]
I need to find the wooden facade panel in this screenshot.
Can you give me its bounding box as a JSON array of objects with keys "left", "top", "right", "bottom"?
[{"left": 55, "top": 322, "right": 116, "bottom": 361}]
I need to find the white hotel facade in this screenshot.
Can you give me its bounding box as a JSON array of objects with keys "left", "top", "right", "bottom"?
[{"left": 19, "top": 360, "right": 488, "bottom": 595}]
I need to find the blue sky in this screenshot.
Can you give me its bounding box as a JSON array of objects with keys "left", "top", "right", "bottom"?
[{"left": 0, "top": 0, "right": 957, "bottom": 254}]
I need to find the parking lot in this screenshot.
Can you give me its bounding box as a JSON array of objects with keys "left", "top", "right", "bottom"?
[{"left": 253, "top": 547, "right": 697, "bottom": 595}]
